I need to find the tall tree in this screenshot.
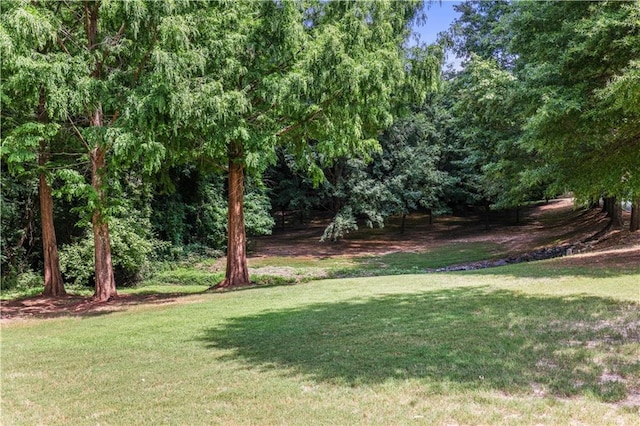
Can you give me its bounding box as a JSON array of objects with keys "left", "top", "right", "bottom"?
[
  {"left": 1, "top": 3, "right": 72, "bottom": 296},
  {"left": 3, "top": 1, "right": 175, "bottom": 301},
  {"left": 510, "top": 1, "right": 640, "bottom": 228},
  {"left": 446, "top": 55, "right": 543, "bottom": 225},
  {"left": 320, "top": 105, "right": 454, "bottom": 241},
  {"left": 146, "top": 0, "right": 438, "bottom": 288}
]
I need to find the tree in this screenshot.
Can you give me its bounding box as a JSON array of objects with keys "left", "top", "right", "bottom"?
[
  {"left": 510, "top": 1, "right": 640, "bottom": 229},
  {"left": 146, "top": 0, "right": 438, "bottom": 288},
  {"left": 445, "top": 55, "right": 544, "bottom": 227},
  {"left": 1, "top": 4, "right": 73, "bottom": 296},
  {"left": 265, "top": 149, "right": 327, "bottom": 229},
  {"left": 320, "top": 105, "right": 454, "bottom": 240},
  {"left": 2, "top": 123, "right": 67, "bottom": 297},
  {"left": 448, "top": 0, "right": 515, "bottom": 69},
  {"left": 596, "top": 59, "right": 640, "bottom": 231},
  {"left": 2, "top": 1, "right": 177, "bottom": 301}
]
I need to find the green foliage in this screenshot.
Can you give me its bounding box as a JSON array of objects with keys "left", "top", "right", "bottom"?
[
  {"left": 511, "top": 1, "right": 640, "bottom": 202},
  {"left": 317, "top": 101, "right": 455, "bottom": 241},
  {"left": 0, "top": 171, "right": 39, "bottom": 287},
  {"left": 448, "top": 0, "right": 515, "bottom": 68},
  {"left": 373, "top": 108, "right": 455, "bottom": 215},
  {"left": 147, "top": 0, "right": 437, "bottom": 182},
  {"left": 0, "top": 270, "right": 42, "bottom": 297},
  {"left": 446, "top": 55, "right": 539, "bottom": 210},
  {"left": 321, "top": 206, "right": 359, "bottom": 242},
  {"left": 265, "top": 149, "right": 328, "bottom": 225},
  {"left": 244, "top": 184, "right": 275, "bottom": 238},
  {"left": 59, "top": 215, "right": 158, "bottom": 287},
  {"left": 150, "top": 169, "right": 273, "bottom": 252}
]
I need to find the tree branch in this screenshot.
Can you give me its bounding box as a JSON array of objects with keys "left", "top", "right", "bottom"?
[
  {"left": 275, "top": 90, "right": 343, "bottom": 138},
  {"left": 56, "top": 35, "right": 71, "bottom": 55},
  {"left": 133, "top": 27, "right": 157, "bottom": 83},
  {"left": 276, "top": 108, "right": 324, "bottom": 138},
  {"left": 67, "top": 116, "right": 91, "bottom": 151}
]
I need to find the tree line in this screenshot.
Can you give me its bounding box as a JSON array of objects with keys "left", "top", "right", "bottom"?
[{"left": 2, "top": 0, "right": 638, "bottom": 300}]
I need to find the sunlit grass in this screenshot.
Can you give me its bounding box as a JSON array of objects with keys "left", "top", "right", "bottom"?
[
  {"left": 244, "top": 242, "right": 505, "bottom": 281},
  {"left": 2, "top": 263, "right": 639, "bottom": 425},
  {"left": 348, "top": 242, "right": 504, "bottom": 274}
]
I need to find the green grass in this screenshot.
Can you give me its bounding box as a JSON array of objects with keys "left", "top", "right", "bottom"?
[
  {"left": 244, "top": 242, "right": 505, "bottom": 281},
  {"left": 2, "top": 261, "right": 639, "bottom": 425},
  {"left": 0, "top": 242, "right": 506, "bottom": 300},
  {"left": 347, "top": 242, "right": 504, "bottom": 275}
]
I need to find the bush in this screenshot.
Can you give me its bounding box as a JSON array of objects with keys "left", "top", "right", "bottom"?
[
  {"left": 321, "top": 207, "right": 358, "bottom": 242},
  {"left": 60, "top": 215, "right": 159, "bottom": 287}
]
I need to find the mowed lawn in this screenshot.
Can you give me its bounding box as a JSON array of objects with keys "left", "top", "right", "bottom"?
[{"left": 2, "top": 260, "right": 639, "bottom": 425}]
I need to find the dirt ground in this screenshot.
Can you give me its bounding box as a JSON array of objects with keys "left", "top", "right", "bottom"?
[
  {"left": 2, "top": 198, "right": 638, "bottom": 322},
  {"left": 254, "top": 198, "right": 638, "bottom": 260}
]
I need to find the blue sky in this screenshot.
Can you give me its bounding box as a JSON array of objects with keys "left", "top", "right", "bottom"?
[{"left": 413, "top": 1, "right": 462, "bottom": 45}]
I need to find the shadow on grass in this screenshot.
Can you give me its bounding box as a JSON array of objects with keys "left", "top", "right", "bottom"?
[{"left": 201, "top": 288, "right": 640, "bottom": 402}]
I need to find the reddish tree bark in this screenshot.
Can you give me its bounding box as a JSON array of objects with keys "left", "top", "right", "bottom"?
[
  {"left": 36, "top": 90, "right": 66, "bottom": 297},
  {"left": 631, "top": 199, "right": 640, "bottom": 232},
  {"left": 85, "top": 3, "right": 116, "bottom": 301},
  {"left": 39, "top": 150, "right": 66, "bottom": 297},
  {"left": 217, "top": 141, "right": 251, "bottom": 288}
]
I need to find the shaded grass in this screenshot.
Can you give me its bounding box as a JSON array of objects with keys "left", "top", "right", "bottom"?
[
  {"left": 244, "top": 242, "right": 505, "bottom": 281},
  {"left": 467, "top": 259, "right": 640, "bottom": 279},
  {"left": 203, "top": 287, "right": 639, "bottom": 401},
  {"left": 0, "top": 283, "right": 93, "bottom": 301},
  {"left": 346, "top": 242, "right": 504, "bottom": 275},
  {"left": 2, "top": 268, "right": 639, "bottom": 425}
]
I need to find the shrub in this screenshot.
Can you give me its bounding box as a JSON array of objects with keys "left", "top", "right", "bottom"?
[{"left": 60, "top": 216, "right": 158, "bottom": 287}]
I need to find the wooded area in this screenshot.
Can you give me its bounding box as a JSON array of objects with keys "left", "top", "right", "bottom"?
[{"left": 2, "top": 0, "right": 639, "bottom": 300}]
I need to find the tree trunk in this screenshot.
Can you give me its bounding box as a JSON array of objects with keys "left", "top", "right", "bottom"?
[
  {"left": 484, "top": 201, "right": 490, "bottom": 230},
  {"left": 217, "top": 141, "right": 250, "bottom": 288},
  {"left": 610, "top": 197, "right": 624, "bottom": 228},
  {"left": 630, "top": 199, "right": 640, "bottom": 232},
  {"left": 90, "top": 106, "right": 117, "bottom": 302},
  {"left": 39, "top": 155, "right": 65, "bottom": 297},
  {"left": 603, "top": 197, "right": 614, "bottom": 216},
  {"left": 36, "top": 89, "right": 65, "bottom": 297}
]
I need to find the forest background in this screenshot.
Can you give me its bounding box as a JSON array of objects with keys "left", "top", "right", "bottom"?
[{"left": 1, "top": 0, "right": 639, "bottom": 300}]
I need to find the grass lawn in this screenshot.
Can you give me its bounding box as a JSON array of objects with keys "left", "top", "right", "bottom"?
[{"left": 2, "top": 260, "right": 639, "bottom": 425}]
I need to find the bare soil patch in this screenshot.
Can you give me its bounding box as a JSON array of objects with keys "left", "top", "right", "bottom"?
[
  {"left": 253, "top": 198, "right": 616, "bottom": 258},
  {"left": 0, "top": 293, "right": 193, "bottom": 323}
]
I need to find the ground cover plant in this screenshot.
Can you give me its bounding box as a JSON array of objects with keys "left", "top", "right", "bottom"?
[{"left": 2, "top": 254, "right": 639, "bottom": 425}]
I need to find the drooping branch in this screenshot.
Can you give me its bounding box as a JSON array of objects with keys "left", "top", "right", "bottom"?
[
  {"left": 275, "top": 90, "right": 343, "bottom": 138},
  {"left": 276, "top": 107, "right": 324, "bottom": 138}
]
